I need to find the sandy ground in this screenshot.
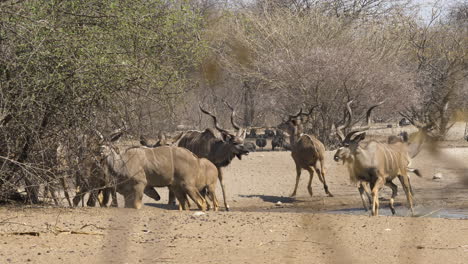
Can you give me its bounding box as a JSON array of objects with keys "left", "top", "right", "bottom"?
[{"left": 1, "top": 139, "right": 468, "bottom": 263}]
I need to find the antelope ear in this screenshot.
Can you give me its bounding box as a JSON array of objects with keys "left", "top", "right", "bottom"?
[
  {"left": 110, "top": 131, "right": 123, "bottom": 142},
  {"left": 220, "top": 132, "right": 231, "bottom": 141},
  {"left": 140, "top": 135, "right": 149, "bottom": 146},
  {"left": 240, "top": 129, "right": 247, "bottom": 140},
  {"left": 95, "top": 129, "right": 105, "bottom": 143},
  {"left": 353, "top": 132, "right": 366, "bottom": 142}
]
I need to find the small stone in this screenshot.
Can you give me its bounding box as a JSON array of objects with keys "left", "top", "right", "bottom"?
[
  {"left": 433, "top": 172, "right": 443, "bottom": 180},
  {"left": 275, "top": 201, "right": 282, "bottom": 206},
  {"left": 193, "top": 212, "right": 206, "bottom": 217}
]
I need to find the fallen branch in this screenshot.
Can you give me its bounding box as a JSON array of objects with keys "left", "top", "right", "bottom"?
[
  {"left": 80, "top": 223, "right": 107, "bottom": 230},
  {"left": 417, "top": 208, "right": 442, "bottom": 218},
  {"left": 0, "top": 229, "right": 103, "bottom": 236},
  {"left": 416, "top": 245, "right": 459, "bottom": 250},
  {"left": 46, "top": 224, "right": 104, "bottom": 236},
  {"left": 258, "top": 239, "right": 330, "bottom": 247},
  {"left": 0, "top": 217, "right": 18, "bottom": 225},
  {"left": 0, "top": 231, "right": 40, "bottom": 236}
]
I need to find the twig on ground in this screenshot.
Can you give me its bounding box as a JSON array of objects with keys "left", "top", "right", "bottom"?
[
  {"left": 416, "top": 245, "right": 459, "bottom": 250},
  {"left": 418, "top": 208, "right": 442, "bottom": 218},
  {"left": 0, "top": 231, "right": 40, "bottom": 236},
  {"left": 0, "top": 217, "right": 18, "bottom": 225},
  {"left": 258, "top": 239, "right": 330, "bottom": 247},
  {"left": 80, "top": 223, "right": 107, "bottom": 230}
]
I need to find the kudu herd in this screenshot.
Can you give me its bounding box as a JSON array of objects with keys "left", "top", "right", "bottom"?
[
  {"left": 139, "top": 103, "right": 249, "bottom": 211},
  {"left": 43, "top": 98, "right": 431, "bottom": 217},
  {"left": 98, "top": 129, "right": 212, "bottom": 210}
]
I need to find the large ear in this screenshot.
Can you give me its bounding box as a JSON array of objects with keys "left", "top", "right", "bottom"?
[
  {"left": 140, "top": 135, "right": 149, "bottom": 147},
  {"left": 110, "top": 131, "right": 123, "bottom": 142},
  {"left": 220, "top": 131, "right": 231, "bottom": 141},
  {"left": 400, "top": 131, "right": 409, "bottom": 142},
  {"left": 95, "top": 129, "right": 105, "bottom": 142},
  {"left": 352, "top": 132, "right": 366, "bottom": 143},
  {"left": 239, "top": 128, "right": 247, "bottom": 140}
]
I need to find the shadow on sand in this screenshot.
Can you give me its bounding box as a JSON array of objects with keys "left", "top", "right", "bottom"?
[
  {"left": 144, "top": 203, "right": 177, "bottom": 210},
  {"left": 238, "top": 194, "right": 297, "bottom": 204}
]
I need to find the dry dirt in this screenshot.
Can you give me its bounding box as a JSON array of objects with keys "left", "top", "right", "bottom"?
[{"left": 1, "top": 138, "right": 468, "bottom": 263}]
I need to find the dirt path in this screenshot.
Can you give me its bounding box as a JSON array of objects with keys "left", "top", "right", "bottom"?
[{"left": 0, "top": 147, "right": 467, "bottom": 264}]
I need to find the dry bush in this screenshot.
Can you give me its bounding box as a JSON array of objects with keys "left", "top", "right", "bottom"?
[{"left": 203, "top": 6, "right": 419, "bottom": 145}]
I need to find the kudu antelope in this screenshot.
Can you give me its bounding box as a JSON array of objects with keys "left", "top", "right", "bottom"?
[
  {"left": 99, "top": 129, "right": 209, "bottom": 210},
  {"left": 174, "top": 157, "right": 220, "bottom": 211},
  {"left": 140, "top": 131, "right": 221, "bottom": 210},
  {"left": 333, "top": 101, "right": 422, "bottom": 216},
  {"left": 139, "top": 131, "right": 190, "bottom": 205},
  {"left": 73, "top": 156, "right": 118, "bottom": 208},
  {"left": 277, "top": 106, "right": 333, "bottom": 198},
  {"left": 140, "top": 131, "right": 184, "bottom": 148},
  {"left": 62, "top": 133, "right": 119, "bottom": 208},
  {"left": 177, "top": 104, "right": 249, "bottom": 211}
]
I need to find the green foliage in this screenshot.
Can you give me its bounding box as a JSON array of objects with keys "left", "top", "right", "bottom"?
[
  {"left": 1, "top": 0, "right": 204, "bottom": 131},
  {"left": 0, "top": 0, "right": 205, "bottom": 200}
]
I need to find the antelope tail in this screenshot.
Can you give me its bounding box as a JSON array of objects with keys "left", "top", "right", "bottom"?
[{"left": 407, "top": 167, "right": 422, "bottom": 177}]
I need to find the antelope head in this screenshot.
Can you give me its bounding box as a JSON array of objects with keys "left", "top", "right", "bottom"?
[
  {"left": 199, "top": 104, "right": 249, "bottom": 160},
  {"left": 140, "top": 131, "right": 184, "bottom": 148},
  {"left": 277, "top": 105, "right": 318, "bottom": 139},
  {"left": 333, "top": 100, "right": 384, "bottom": 163},
  {"left": 223, "top": 100, "right": 247, "bottom": 140},
  {"left": 96, "top": 125, "right": 125, "bottom": 158}
]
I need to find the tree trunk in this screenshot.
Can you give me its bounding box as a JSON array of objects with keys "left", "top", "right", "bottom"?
[
  {"left": 242, "top": 80, "right": 256, "bottom": 127},
  {"left": 4, "top": 108, "right": 53, "bottom": 204}
]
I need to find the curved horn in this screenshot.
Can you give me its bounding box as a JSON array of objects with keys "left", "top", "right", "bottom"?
[
  {"left": 398, "top": 110, "right": 428, "bottom": 129},
  {"left": 223, "top": 100, "right": 241, "bottom": 131},
  {"left": 140, "top": 135, "right": 150, "bottom": 147},
  {"left": 342, "top": 100, "right": 385, "bottom": 141},
  {"left": 289, "top": 108, "right": 303, "bottom": 120},
  {"left": 343, "top": 130, "right": 363, "bottom": 142},
  {"left": 300, "top": 105, "right": 319, "bottom": 124},
  {"left": 335, "top": 100, "right": 353, "bottom": 142},
  {"left": 356, "top": 100, "right": 385, "bottom": 132},
  {"left": 199, "top": 104, "right": 229, "bottom": 135}
]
